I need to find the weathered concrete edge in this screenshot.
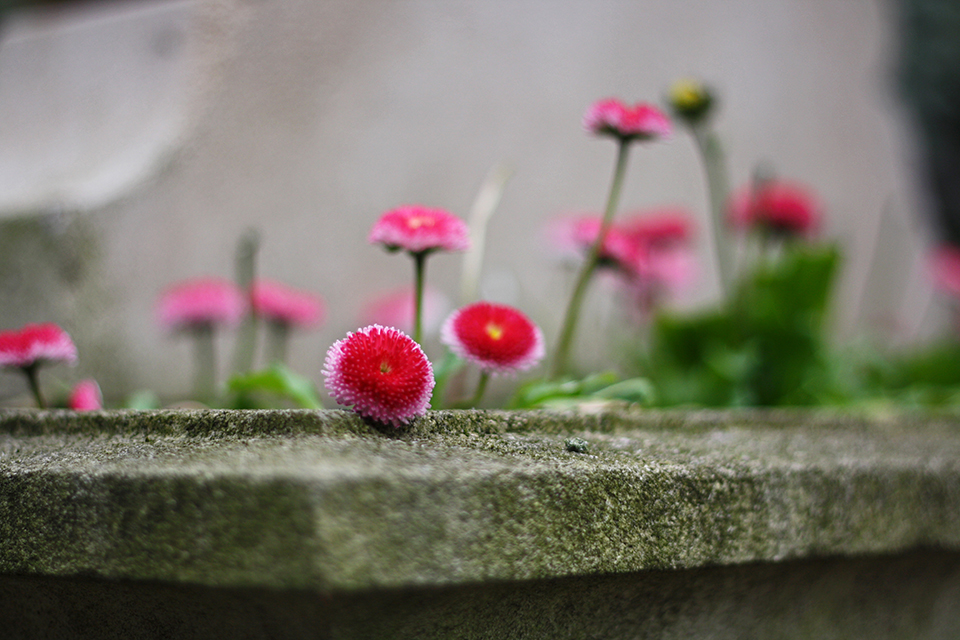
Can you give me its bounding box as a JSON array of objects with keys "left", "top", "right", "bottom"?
[
  {"left": 2, "top": 408, "right": 960, "bottom": 593},
  {"left": 1, "top": 405, "right": 958, "bottom": 438}
]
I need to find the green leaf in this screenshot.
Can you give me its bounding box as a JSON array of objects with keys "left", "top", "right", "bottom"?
[{"left": 226, "top": 363, "right": 323, "bottom": 409}]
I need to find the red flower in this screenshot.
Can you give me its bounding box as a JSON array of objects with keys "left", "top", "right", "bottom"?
[
  {"left": 157, "top": 278, "right": 246, "bottom": 331},
  {"left": 930, "top": 245, "right": 960, "bottom": 298},
  {"left": 620, "top": 208, "right": 696, "bottom": 248},
  {"left": 251, "top": 279, "right": 325, "bottom": 328},
  {"left": 583, "top": 98, "right": 672, "bottom": 142},
  {"left": 322, "top": 325, "right": 435, "bottom": 427},
  {"left": 727, "top": 181, "right": 821, "bottom": 238},
  {"left": 369, "top": 205, "right": 470, "bottom": 255},
  {"left": 69, "top": 379, "right": 103, "bottom": 411},
  {"left": 0, "top": 323, "right": 77, "bottom": 369},
  {"left": 441, "top": 302, "right": 545, "bottom": 375}
]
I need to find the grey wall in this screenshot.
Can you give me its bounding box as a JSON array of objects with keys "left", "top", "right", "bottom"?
[{"left": 0, "top": 0, "right": 936, "bottom": 403}]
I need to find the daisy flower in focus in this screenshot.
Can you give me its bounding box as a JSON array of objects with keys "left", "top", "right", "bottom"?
[
  {"left": 323, "top": 324, "right": 435, "bottom": 427},
  {"left": 441, "top": 302, "right": 544, "bottom": 407},
  {"left": 0, "top": 322, "right": 77, "bottom": 408}
]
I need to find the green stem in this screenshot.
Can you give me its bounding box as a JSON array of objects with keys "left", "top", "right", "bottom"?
[
  {"left": 265, "top": 321, "right": 289, "bottom": 365},
  {"left": 691, "top": 123, "right": 732, "bottom": 296},
  {"left": 231, "top": 228, "right": 260, "bottom": 374},
  {"left": 193, "top": 324, "right": 217, "bottom": 402},
  {"left": 23, "top": 364, "right": 45, "bottom": 409},
  {"left": 413, "top": 251, "right": 428, "bottom": 344},
  {"left": 550, "top": 139, "right": 631, "bottom": 379},
  {"left": 457, "top": 371, "right": 490, "bottom": 408}
]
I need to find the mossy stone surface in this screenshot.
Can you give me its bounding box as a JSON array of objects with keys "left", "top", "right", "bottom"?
[{"left": 0, "top": 407, "right": 959, "bottom": 594}]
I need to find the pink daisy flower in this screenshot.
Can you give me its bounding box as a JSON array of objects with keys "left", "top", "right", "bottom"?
[
  {"left": 0, "top": 323, "right": 77, "bottom": 369},
  {"left": 251, "top": 279, "right": 326, "bottom": 328},
  {"left": 69, "top": 379, "right": 103, "bottom": 411},
  {"left": 727, "top": 181, "right": 821, "bottom": 238},
  {"left": 323, "top": 324, "right": 435, "bottom": 427},
  {"left": 583, "top": 98, "right": 672, "bottom": 142},
  {"left": 620, "top": 208, "right": 696, "bottom": 248},
  {"left": 359, "top": 286, "right": 450, "bottom": 337},
  {"left": 368, "top": 205, "right": 470, "bottom": 255},
  {"left": 441, "top": 302, "right": 545, "bottom": 375},
  {"left": 157, "top": 278, "right": 246, "bottom": 331},
  {"left": 547, "top": 214, "right": 638, "bottom": 272}
]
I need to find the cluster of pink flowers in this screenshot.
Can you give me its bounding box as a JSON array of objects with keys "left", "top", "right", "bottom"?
[
  {"left": 550, "top": 208, "right": 698, "bottom": 312},
  {"left": 321, "top": 203, "right": 546, "bottom": 424},
  {"left": 726, "top": 180, "right": 820, "bottom": 238}
]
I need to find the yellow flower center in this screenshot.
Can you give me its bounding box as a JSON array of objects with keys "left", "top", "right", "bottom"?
[
  {"left": 485, "top": 323, "right": 503, "bottom": 340},
  {"left": 407, "top": 216, "right": 435, "bottom": 230}
]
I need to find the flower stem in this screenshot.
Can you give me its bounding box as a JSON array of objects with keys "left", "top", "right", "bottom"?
[
  {"left": 193, "top": 324, "right": 217, "bottom": 402},
  {"left": 23, "top": 364, "right": 45, "bottom": 409},
  {"left": 232, "top": 228, "right": 260, "bottom": 374},
  {"left": 690, "top": 123, "right": 732, "bottom": 296},
  {"left": 265, "top": 321, "right": 289, "bottom": 365},
  {"left": 550, "top": 139, "right": 631, "bottom": 379},
  {"left": 413, "top": 251, "right": 428, "bottom": 344},
  {"left": 456, "top": 371, "right": 489, "bottom": 408}
]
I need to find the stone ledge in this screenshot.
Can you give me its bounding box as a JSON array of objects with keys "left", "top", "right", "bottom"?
[{"left": 1, "top": 408, "right": 959, "bottom": 593}]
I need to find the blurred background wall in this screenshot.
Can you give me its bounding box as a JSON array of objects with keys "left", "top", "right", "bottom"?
[{"left": 0, "top": 0, "right": 941, "bottom": 403}]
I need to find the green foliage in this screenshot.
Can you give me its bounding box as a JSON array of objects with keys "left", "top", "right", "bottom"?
[
  {"left": 509, "top": 371, "right": 654, "bottom": 409},
  {"left": 226, "top": 362, "right": 323, "bottom": 409},
  {"left": 637, "top": 244, "right": 845, "bottom": 407}
]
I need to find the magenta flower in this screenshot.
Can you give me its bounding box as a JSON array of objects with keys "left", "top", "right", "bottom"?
[
  {"left": 0, "top": 323, "right": 77, "bottom": 369},
  {"left": 157, "top": 277, "right": 245, "bottom": 401},
  {"left": 69, "top": 379, "right": 103, "bottom": 411},
  {"left": 0, "top": 322, "right": 77, "bottom": 408},
  {"left": 369, "top": 205, "right": 469, "bottom": 344},
  {"left": 157, "top": 278, "right": 246, "bottom": 332},
  {"left": 441, "top": 302, "right": 545, "bottom": 375},
  {"left": 583, "top": 98, "right": 672, "bottom": 142},
  {"left": 252, "top": 279, "right": 325, "bottom": 328},
  {"left": 548, "top": 214, "right": 638, "bottom": 272},
  {"left": 727, "top": 181, "right": 821, "bottom": 238},
  {"left": 323, "top": 324, "right": 435, "bottom": 427},
  {"left": 621, "top": 209, "right": 696, "bottom": 248},
  {"left": 359, "top": 286, "right": 449, "bottom": 337},
  {"left": 368, "top": 205, "right": 470, "bottom": 255}
]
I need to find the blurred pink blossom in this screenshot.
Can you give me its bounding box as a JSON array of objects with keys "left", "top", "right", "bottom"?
[
  {"left": 157, "top": 278, "right": 246, "bottom": 332},
  {"left": 727, "top": 180, "right": 821, "bottom": 238},
  {"left": 251, "top": 279, "right": 325, "bottom": 329},
  {"left": 582, "top": 98, "right": 672, "bottom": 142},
  {"left": 359, "top": 286, "right": 449, "bottom": 337},
  {"left": 69, "top": 379, "right": 102, "bottom": 411},
  {"left": 930, "top": 245, "right": 960, "bottom": 298},
  {"left": 0, "top": 323, "right": 77, "bottom": 369},
  {"left": 368, "top": 205, "right": 470, "bottom": 255}
]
